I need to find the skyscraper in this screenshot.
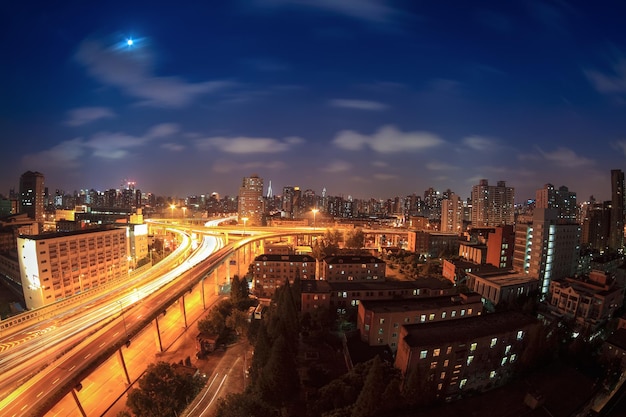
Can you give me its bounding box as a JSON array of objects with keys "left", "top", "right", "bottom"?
[
  {"left": 238, "top": 174, "right": 264, "bottom": 226},
  {"left": 535, "top": 184, "right": 577, "bottom": 221},
  {"left": 470, "top": 179, "right": 515, "bottom": 228},
  {"left": 19, "top": 171, "right": 45, "bottom": 222},
  {"left": 441, "top": 193, "right": 462, "bottom": 233},
  {"left": 609, "top": 169, "right": 624, "bottom": 251}
]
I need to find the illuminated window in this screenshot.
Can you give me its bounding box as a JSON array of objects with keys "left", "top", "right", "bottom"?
[
  {"left": 470, "top": 342, "right": 477, "bottom": 352},
  {"left": 505, "top": 345, "right": 511, "bottom": 355},
  {"left": 517, "top": 330, "right": 524, "bottom": 341},
  {"left": 461, "top": 309, "right": 466, "bottom": 316},
  {"left": 490, "top": 337, "right": 498, "bottom": 348},
  {"left": 430, "top": 361, "right": 438, "bottom": 369},
  {"left": 442, "top": 311, "right": 447, "bottom": 319},
  {"left": 433, "top": 348, "right": 441, "bottom": 357},
  {"left": 437, "top": 383, "right": 443, "bottom": 391},
  {"left": 429, "top": 313, "right": 435, "bottom": 321},
  {"left": 467, "top": 355, "right": 474, "bottom": 366},
  {"left": 443, "top": 359, "right": 449, "bottom": 367},
  {"left": 440, "top": 372, "right": 446, "bottom": 379},
  {"left": 451, "top": 310, "right": 457, "bottom": 317},
  {"left": 490, "top": 371, "right": 496, "bottom": 379},
  {"left": 510, "top": 354, "right": 517, "bottom": 362},
  {"left": 420, "top": 314, "right": 426, "bottom": 323},
  {"left": 501, "top": 357, "right": 508, "bottom": 366},
  {"left": 468, "top": 308, "right": 473, "bottom": 315},
  {"left": 460, "top": 378, "right": 467, "bottom": 389},
  {"left": 446, "top": 346, "right": 452, "bottom": 354},
  {"left": 379, "top": 318, "right": 385, "bottom": 324},
  {"left": 420, "top": 350, "right": 428, "bottom": 359}
]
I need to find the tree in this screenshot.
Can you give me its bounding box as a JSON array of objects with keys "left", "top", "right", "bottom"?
[
  {"left": 215, "top": 392, "right": 276, "bottom": 417},
  {"left": 126, "top": 361, "right": 203, "bottom": 417},
  {"left": 344, "top": 228, "right": 365, "bottom": 250},
  {"left": 230, "top": 275, "right": 252, "bottom": 309},
  {"left": 351, "top": 356, "right": 387, "bottom": 417},
  {"left": 256, "top": 335, "right": 300, "bottom": 407},
  {"left": 226, "top": 309, "right": 249, "bottom": 336}
]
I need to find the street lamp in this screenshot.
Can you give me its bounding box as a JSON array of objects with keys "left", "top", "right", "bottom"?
[
  {"left": 170, "top": 204, "right": 175, "bottom": 218},
  {"left": 312, "top": 208, "right": 319, "bottom": 229},
  {"left": 242, "top": 217, "right": 248, "bottom": 236},
  {"left": 182, "top": 206, "right": 187, "bottom": 218}
]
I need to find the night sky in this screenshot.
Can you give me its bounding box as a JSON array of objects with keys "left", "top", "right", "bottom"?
[{"left": 2, "top": 1, "right": 626, "bottom": 202}]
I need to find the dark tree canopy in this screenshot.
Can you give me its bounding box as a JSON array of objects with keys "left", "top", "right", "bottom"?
[
  {"left": 215, "top": 392, "right": 275, "bottom": 417},
  {"left": 126, "top": 361, "right": 203, "bottom": 417}
]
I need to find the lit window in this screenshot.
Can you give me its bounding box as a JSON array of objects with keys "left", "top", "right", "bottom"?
[
  {"left": 420, "top": 314, "right": 426, "bottom": 323},
  {"left": 430, "top": 361, "right": 438, "bottom": 370},
  {"left": 443, "top": 359, "right": 449, "bottom": 367},
  {"left": 501, "top": 357, "right": 508, "bottom": 366},
  {"left": 490, "top": 337, "right": 497, "bottom": 348},
  {"left": 440, "top": 372, "right": 446, "bottom": 379},
  {"left": 467, "top": 355, "right": 474, "bottom": 366},
  {"left": 490, "top": 371, "right": 496, "bottom": 379},
  {"left": 470, "top": 342, "right": 477, "bottom": 352},
  {"left": 379, "top": 318, "right": 385, "bottom": 324},
  {"left": 517, "top": 330, "right": 524, "bottom": 341},
  {"left": 510, "top": 354, "right": 517, "bottom": 362},
  {"left": 468, "top": 308, "right": 473, "bottom": 315},
  {"left": 429, "top": 313, "right": 435, "bottom": 321},
  {"left": 461, "top": 309, "right": 466, "bottom": 316},
  {"left": 437, "top": 383, "right": 443, "bottom": 391},
  {"left": 505, "top": 345, "right": 511, "bottom": 355},
  {"left": 433, "top": 348, "right": 441, "bottom": 357},
  {"left": 451, "top": 310, "right": 457, "bottom": 317},
  {"left": 460, "top": 379, "right": 467, "bottom": 389},
  {"left": 446, "top": 346, "right": 452, "bottom": 354},
  {"left": 442, "top": 311, "right": 447, "bottom": 319},
  {"left": 420, "top": 350, "right": 428, "bottom": 359}
]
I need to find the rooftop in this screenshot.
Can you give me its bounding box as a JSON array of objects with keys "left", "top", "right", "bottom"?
[{"left": 360, "top": 293, "right": 482, "bottom": 314}]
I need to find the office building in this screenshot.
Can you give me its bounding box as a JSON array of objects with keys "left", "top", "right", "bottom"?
[
  {"left": 19, "top": 171, "right": 45, "bottom": 223},
  {"left": 17, "top": 226, "right": 128, "bottom": 310},
  {"left": 535, "top": 184, "right": 577, "bottom": 221},
  {"left": 470, "top": 179, "right": 514, "bottom": 227},
  {"left": 238, "top": 174, "right": 264, "bottom": 226}
]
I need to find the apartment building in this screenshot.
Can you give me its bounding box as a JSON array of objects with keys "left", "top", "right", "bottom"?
[
  {"left": 17, "top": 226, "right": 128, "bottom": 309},
  {"left": 357, "top": 293, "right": 483, "bottom": 351},
  {"left": 321, "top": 255, "right": 385, "bottom": 283},
  {"left": 252, "top": 254, "right": 316, "bottom": 298},
  {"left": 394, "top": 311, "right": 540, "bottom": 403},
  {"left": 547, "top": 270, "right": 625, "bottom": 329},
  {"left": 466, "top": 270, "right": 539, "bottom": 306}
]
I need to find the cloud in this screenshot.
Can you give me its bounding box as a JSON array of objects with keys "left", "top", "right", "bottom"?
[
  {"left": 21, "top": 138, "right": 86, "bottom": 169},
  {"left": 330, "top": 99, "right": 388, "bottom": 111},
  {"left": 611, "top": 140, "right": 626, "bottom": 156},
  {"left": 196, "top": 135, "right": 305, "bottom": 154},
  {"left": 426, "top": 162, "right": 459, "bottom": 171},
  {"left": 75, "top": 39, "right": 234, "bottom": 107},
  {"left": 21, "top": 123, "right": 175, "bottom": 168},
  {"left": 463, "top": 135, "right": 499, "bottom": 151},
  {"left": 332, "top": 125, "right": 444, "bottom": 153},
  {"left": 65, "top": 107, "right": 115, "bottom": 126},
  {"left": 522, "top": 146, "right": 594, "bottom": 168},
  {"left": 373, "top": 173, "right": 397, "bottom": 180},
  {"left": 372, "top": 161, "right": 388, "bottom": 168},
  {"left": 253, "top": 0, "right": 400, "bottom": 24},
  {"left": 322, "top": 160, "right": 352, "bottom": 173},
  {"left": 585, "top": 56, "right": 626, "bottom": 95},
  {"left": 212, "top": 160, "right": 287, "bottom": 173},
  {"left": 161, "top": 143, "right": 186, "bottom": 152}
]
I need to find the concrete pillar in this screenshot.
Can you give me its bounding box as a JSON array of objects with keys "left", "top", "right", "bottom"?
[
  {"left": 117, "top": 348, "right": 131, "bottom": 385},
  {"left": 153, "top": 317, "right": 163, "bottom": 352},
  {"left": 213, "top": 268, "right": 219, "bottom": 295},
  {"left": 71, "top": 388, "right": 87, "bottom": 417},
  {"left": 179, "top": 294, "right": 188, "bottom": 329}
]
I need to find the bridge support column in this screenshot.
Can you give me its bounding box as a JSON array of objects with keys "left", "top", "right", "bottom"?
[
  {"left": 71, "top": 387, "right": 87, "bottom": 417},
  {"left": 213, "top": 268, "right": 219, "bottom": 295},
  {"left": 201, "top": 278, "right": 206, "bottom": 310},
  {"left": 179, "top": 294, "right": 188, "bottom": 329},
  {"left": 225, "top": 255, "right": 231, "bottom": 284},
  {"left": 153, "top": 317, "right": 163, "bottom": 352},
  {"left": 117, "top": 348, "right": 131, "bottom": 385}
]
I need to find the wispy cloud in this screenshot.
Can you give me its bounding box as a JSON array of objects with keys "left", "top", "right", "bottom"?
[
  {"left": 322, "top": 160, "right": 352, "bottom": 173},
  {"left": 329, "top": 99, "right": 388, "bottom": 111},
  {"left": 161, "top": 143, "right": 186, "bottom": 152},
  {"left": 521, "top": 146, "right": 594, "bottom": 168},
  {"left": 253, "top": 0, "right": 401, "bottom": 24},
  {"left": 373, "top": 173, "right": 397, "bottom": 180},
  {"left": 196, "top": 135, "right": 305, "bottom": 154},
  {"left": 611, "top": 140, "right": 626, "bottom": 156},
  {"left": 332, "top": 125, "right": 444, "bottom": 153},
  {"left": 21, "top": 123, "right": 178, "bottom": 167},
  {"left": 426, "top": 161, "right": 459, "bottom": 171},
  {"left": 212, "top": 160, "right": 287, "bottom": 173},
  {"left": 462, "top": 135, "right": 499, "bottom": 151},
  {"left": 585, "top": 55, "right": 626, "bottom": 95},
  {"left": 65, "top": 107, "right": 115, "bottom": 126},
  {"left": 75, "top": 38, "right": 235, "bottom": 107}
]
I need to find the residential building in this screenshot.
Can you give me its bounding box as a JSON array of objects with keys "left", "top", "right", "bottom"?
[
  {"left": 357, "top": 293, "right": 483, "bottom": 351},
  {"left": 441, "top": 193, "right": 463, "bottom": 233},
  {"left": 535, "top": 184, "right": 577, "bottom": 221},
  {"left": 17, "top": 226, "right": 128, "bottom": 310},
  {"left": 458, "top": 242, "right": 487, "bottom": 265},
  {"left": 470, "top": 179, "right": 515, "bottom": 227},
  {"left": 486, "top": 225, "right": 515, "bottom": 269},
  {"left": 466, "top": 270, "right": 539, "bottom": 306},
  {"left": 252, "top": 254, "right": 315, "bottom": 298},
  {"left": 406, "top": 231, "right": 461, "bottom": 258},
  {"left": 394, "top": 311, "right": 540, "bottom": 403},
  {"left": 321, "top": 255, "right": 385, "bottom": 282},
  {"left": 547, "top": 270, "right": 625, "bottom": 329},
  {"left": 238, "top": 174, "right": 264, "bottom": 226},
  {"left": 610, "top": 169, "right": 624, "bottom": 251}
]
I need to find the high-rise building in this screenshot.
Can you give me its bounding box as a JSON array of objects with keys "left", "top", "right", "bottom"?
[
  {"left": 513, "top": 208, "right": 581, "bottom": 296},
  {"left": 471, "top": 179, "right": 515, "bottom": 228},
  {"left": 441, "top": 193, "right": 463, "bottom": 233},
  {"left": 535, "top": 184, "right": 577, "bottom": 221},
  {"left": 19, "top": 171, "right": 45, "bottom": 223},
  {"left": 581, "top": 201, "right": 611, "bottom": 251},
  {"left": 238, "top": 174, "right": 264, "bottom": 226},
  {"left": 609, "top": 169, "right": 624, "bottom": 251}
]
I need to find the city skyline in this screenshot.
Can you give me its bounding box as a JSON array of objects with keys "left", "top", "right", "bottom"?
[{"left": 3, "top": 1, "right": 626, "bottom": 201}]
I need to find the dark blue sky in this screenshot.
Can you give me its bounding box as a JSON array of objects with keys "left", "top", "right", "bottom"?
[{"left": 2, "top": 1, "right": 626, "bottom": 202}]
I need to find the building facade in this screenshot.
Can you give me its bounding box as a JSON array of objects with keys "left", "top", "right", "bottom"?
[
  {"left": 17, "top": 226, "right": 128, "bottom": 309},
  {"left": 609, "top": 169, "right": 624, "bottom": 251},
  {"left": 321, "top": 255, "right": 385, "bottom": 282},
  {"left": 252, "top": 254, "right": 316, "bottom": 298},
  {"left": 470, "top": 179, "right": 514, "bottom": 228},
  {"left": 19, "top": 171, "right": 45, "bottom": 223},
  {"left": 466, "top": 270, "right": 539, "bottom": 306},
  {"left": 238, "top": 174, "right": 264, "bottom": 226}
]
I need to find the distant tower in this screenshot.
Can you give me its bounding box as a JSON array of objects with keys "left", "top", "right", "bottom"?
[
  {"left": 266, "top": 180, "right": 273, "bottom": 199},
  {"left": 19, "top": 171, "right": 45, "bottom": 222},
  {"left": 609, "top": 169, "right": 625, "bottom": 251},
  {"left": 238, "top": 174, "right": 264, "bottom": 226},
  {"left": 471, "top": 179, "right": 514, "bottom": 227}
]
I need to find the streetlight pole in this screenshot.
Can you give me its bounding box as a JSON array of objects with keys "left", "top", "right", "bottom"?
[
  {"left": 242, "top": 217, "right": 248, "bottom": 236},
  {"left": 170, "top": 204, "right": 175, "bottom": 219},
  {"left": 312, "top": 208, "right": 319, "bottom": 230},
  {"left": 118, "top": 300, "right": 128, "bottom": 338}
]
